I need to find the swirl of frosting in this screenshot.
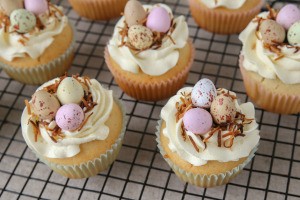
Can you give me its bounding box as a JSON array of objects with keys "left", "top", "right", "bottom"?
[
  {"left": 239, "top": 12, "right": 300, "bottom": 84},
  {"left": 200, "top": 0, "right": 246, "bottom": 9},
  {"left": 161, "top": 87, "right": 259, "bottom": 166},
  {"left": 107, "top": 4, "right": 189, "bottom": 76},
  {"left": 0, "top": 5, "right": 68, "bottom": 62},
  {"left": 21, "top": 79, "right": 113, "bottom": 158}
]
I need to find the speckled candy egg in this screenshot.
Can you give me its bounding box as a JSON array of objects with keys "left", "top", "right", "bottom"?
[
  {"left": 10, "top": 9, "right": 36, "bottom": 33},
  {"left": 210, "top": 94, "right": 237, "bottom": 124},
  {"left": 288, "top": 21, "right": 300, "bottom": 46},
  {"left": 57, "top": 77, "right": 84, "bottom": 105},
  {"left": 24, "top": 0, "right": 48, "bottom": 15},
  {"left": 128, "top": 25, "right": 153, "bottom": 50},
  {"left": 191, "top": 78, "right": 217, "bottom": 108},
  {"left": 259, "top": 19, "right": 286, "bottom": 45},
  {"left": 31, "top": 90, "right": 60, "bottom": 120},
  {"left": 183, "top": 108, "right": 212, "bottom": 135},
  {"left": 0, "top": 0, "right": 23, "bottom": 16},
  {"left": 55, "top": 104, "right": 84, "bottom": 131},
  {"left": 276, "top": 4, "right": 300, "bottom": 30},
  {"left": 146, "top": 7, "right": 171, "bottom": 33},
  {"left": 124, "top": 0, "right": 147, "bottom": 27}
]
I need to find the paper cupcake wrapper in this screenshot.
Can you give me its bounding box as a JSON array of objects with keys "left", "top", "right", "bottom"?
[
  {"left": 36, "top": 97, "right": 127, "bottom": 179},
  {"left": 68, "top": 0, "right": 128, "bottom": 20},
  {"left": 0, "top": 23, "right": 76, "bottom": 85},
  {"left": 104, "top": 41, "right": 195, "bottom": 101},
  {"left": 239, "top": 55, "right": 300, "bottom": 114},
  {"left": 155, "top": 120, "right": 258, "bottom": 188},
  {"left": 189, "top": 0, "right": 263, "bottom": 34}
]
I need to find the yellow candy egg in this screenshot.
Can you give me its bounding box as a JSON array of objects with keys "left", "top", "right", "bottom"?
[
  {"left": 124, "top": 0, "right": 147, "bottom": 27},
  {"left": 210, "top": 94, "right": 237, "bottom": 124},
  {"left": 31, "top": 90, "right": 60, "bottom": 120}
]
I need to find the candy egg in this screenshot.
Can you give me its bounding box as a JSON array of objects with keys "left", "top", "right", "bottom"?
[
  {"left": 183, "top": 108, "right": 212, "bottom": 135},
  {"left": 124, "top": 0, "right": 147, "bottom": 27},
  {"left": 57, "top": 77, "right": 84, "bottom": 105},
  {"left": 0, "top": 0, "right": 23, "bottom": 16},
  {"left": 276, "top": 4, "right": 300, "bottom": 30},
  {"left": 24, "top": 0, "right": 48, "bottom": 15},
  {"left": 128, "top": 25, "right": 153, "bottom": 50},
  {"left": 55, "top": 104, "right": 84, "bottom": 131},
  {"left": 288, "top": 21, "right": 300, "bottom": 46},
  {"left": 10, "top": 9, "right": 36, "bottom": 33},
  {"left": 31, "top": 90, "right": 60, "bottom": 120},
  {"left": 259, "top": 19, "right": 286, "bottom": 45},
  {"left": 210, "top": 94, "right": 237, "bottom": 124},
  {"left": 191, "top": 78, "right": 217, "bottom": 108},
  {"left": 146, "top": 7, "right": 171, "bottom": 33}
]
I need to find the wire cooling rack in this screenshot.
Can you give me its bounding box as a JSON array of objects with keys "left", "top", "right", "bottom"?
[{"left": 0, "top": 0, "right": 299, "bottom": 199}]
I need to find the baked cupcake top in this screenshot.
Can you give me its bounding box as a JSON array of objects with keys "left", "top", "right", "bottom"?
[
  {"left": 239, "top": 4, "right": 300, "bottom": 84},
  {"left": 21, "top": 75, "right": 114, "bottom": 158},
  {"left": 107, "top": 0, "right": 189, "bottom": 76},
  {"left": 161, "top": 79, "right": 260, "bottom": 166},
  {"left": 200, "top": 0, "right": 246, "bottom": 9},
  {"left": 0, "top": 0, "right": 68, "bottom": 61}
]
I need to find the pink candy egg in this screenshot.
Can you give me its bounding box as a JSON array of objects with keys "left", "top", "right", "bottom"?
[
  {"left": 56, "top": 104, "right": 84, "bottom": 131},
  {"left": 191, "top": 78, "right": 217, "bottom": 108},
  {"left": 183, "top": 108, "right": 212, "bottom": 135},
  {"left": 24, "top": 0, "right": 48, "bottom": 15},
  {"left": 276, "top": 4, "right": 300, "bottom": 30},
  {"left": 146, "top": 7, "right": 171, "bottom": 33},
  {"left": 210, "top": 94, "right": 237, "bottom": 124}
]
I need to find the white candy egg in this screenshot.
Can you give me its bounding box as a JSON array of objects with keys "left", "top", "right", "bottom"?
[
  {"left": 191, "top": 78, "right": 217, "bottom": 108},
  {"left": 57, "top": 77, "right": 84, "bottom": 105}
]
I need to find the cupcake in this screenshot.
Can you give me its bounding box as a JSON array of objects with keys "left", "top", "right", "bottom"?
[
  {"left": 0, "top": 0, "right": 75, "bottom": 85},
  {"left": 239, "top": 4, "right": 300, "bottom": 114},
  {"left": 105, "top": 0, "right": 194, "bottom": 101},
  {"left": 189, "top": 0, "right": 263, "bottom": 34},
  {"left": 156, "top": 78, "right": 260, "bottom": 187},
  {"left": 21, "top": 75, "right": 126, "bottom": 179},
  {"left": 68, "top": 0, "right": 128, "bottom": 20}
]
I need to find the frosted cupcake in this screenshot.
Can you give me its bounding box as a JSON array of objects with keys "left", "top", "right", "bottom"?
[
  {"left": 189, "top": 0, "right": 263, "bottom": 34},
  {"left": 21, "top": 75, "right": 126, "bottom": 179},
  {"left": 0, "top": 0, "right": 75, "bottom": 85},
  {"left": 239, "top": 4, "right": 300, "bottom": 114},
  {"left": 105, "top": 0, "right": 194, "bottom": 101},
  {"left": 68, "top": 0, "right": 128, "bottom": 20},
  {"left": 156, "top": 79, "right": 260, "bottom": 187}
]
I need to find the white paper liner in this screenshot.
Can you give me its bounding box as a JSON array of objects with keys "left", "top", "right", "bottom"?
[
  {"left": 68, "top": 0, "right": 128, "bottom": 20},
  {"left": 33, "top": 97, "right": 127, "bottom": 179},
  {"left": 189, "top": 0, "right": 263, "bottom": 34},
  {"left": 0, "top": 22, "right": 76, "bottom": 85},
  {"left": 105, "top": 41, "right": 195, "bottom": 101},
  {"left": 155, "top": 119, "right": 258, "bottom": 188}
]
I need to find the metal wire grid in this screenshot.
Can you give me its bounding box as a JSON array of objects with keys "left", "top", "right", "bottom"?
[{"left": 0, "top": 0, "right": 299, "bottom": 199}]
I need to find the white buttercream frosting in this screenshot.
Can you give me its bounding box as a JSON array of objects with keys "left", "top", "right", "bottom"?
[
  {"left": 0, "top": 5, "right": 68, "bottom": 61},
  {"left": 161, "top": 87, "right": 260, "bottom": 166},
  {"left": 21, "top": 79, "right": 114, "bottom": 159},
  {"left": 239, "top": 12, "right": 300, "bottom": 84},
  {"left": 200, "top": 0, "right": 246, "bottom": 9},
  {"left": 107, "top": 4, "right": 189, "bottom": 76}
]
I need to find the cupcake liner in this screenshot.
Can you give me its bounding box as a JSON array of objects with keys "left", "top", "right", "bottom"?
[
  {"left": 68, "top": 0, "right": 128, "bottom": 20},
  {"left": 104, "top": 41, "right": 195, "bottom": 101},
  {"left": 189, "top": 0, "right": 263, "bottom": 34},
  {"left": 0, "top": 23, "right": 76, "bottom": 85},
  {"left": 155, "top": 120, "right": 258, "bottom": 188},
  {"left": 36, "top": 97, "right": 127, "bottom": 179},
  {"left": 239, "top": 55, "right": 300, "bottom": 114}
]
